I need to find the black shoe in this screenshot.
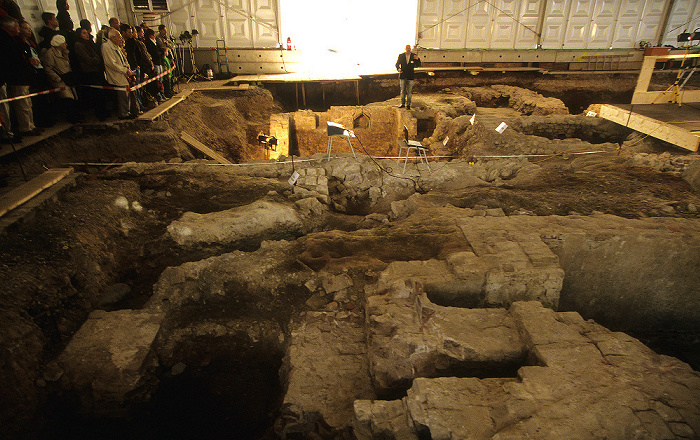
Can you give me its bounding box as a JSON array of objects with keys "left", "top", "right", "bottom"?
[
  {"left": 1, "top": 133, "right": 22, "bottom": 144},
  {"left": 20, "top": 128, "right": 43, "bottom": 137},
  {"left": 398, "top": 104, "right": 405, "bottom": 108},
  {"left": 406, "top": 105, "right": 411, "bottom": 110}
]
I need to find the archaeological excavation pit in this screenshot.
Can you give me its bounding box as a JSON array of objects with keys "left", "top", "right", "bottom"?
[{"left": 1, "top": 79, "right": 699, "bottom": 440}]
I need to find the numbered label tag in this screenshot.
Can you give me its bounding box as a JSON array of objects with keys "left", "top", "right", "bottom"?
[
  {"left": 469, "top": 114, "right": 476, "bottom": 125},
  {"left": 495, "top": 122, "right": 508, "bottom": 134},
  {"left": 288, "top": 171, "right": 300, "bottom": 185},
  {"left": 586, "top": 111, "right": 597, "bottom": 117},
  {"left": 442, "top": 136, "right": 449, "bottom": 146}
]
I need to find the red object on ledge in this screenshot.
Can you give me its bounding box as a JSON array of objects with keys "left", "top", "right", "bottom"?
[{"left": 644, "top": 47, "right": 670, "bottom": 56}]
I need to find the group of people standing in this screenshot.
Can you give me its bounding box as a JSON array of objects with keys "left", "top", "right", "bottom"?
[{"left": 0, "top": 0, "right": 178, "bottom": 143}]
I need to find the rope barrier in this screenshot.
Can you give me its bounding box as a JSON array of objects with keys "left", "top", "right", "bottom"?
[
  {"left": 0, "top": 86, "right": 73, "bottom": 104},
  {"left": 0, "top": 67, "right": 175, "bottom": 104},
  {"left": 65, "top": 149, "right": 611, "bottom": 169}
]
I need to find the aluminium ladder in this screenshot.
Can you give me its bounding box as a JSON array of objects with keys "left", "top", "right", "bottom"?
[{"left": 215, "top": 40, "right": 231, "bottom": 76}]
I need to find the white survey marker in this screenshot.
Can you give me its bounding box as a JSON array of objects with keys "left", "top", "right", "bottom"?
[
  {"left": 288, "top": 171, "right": 300, "bottom": 185},
  {"left": 495, "top": 122, "right": 508, "bottom": 133},
  {"left": 470, "top": 114, "right": 476, "bottom": 125}
]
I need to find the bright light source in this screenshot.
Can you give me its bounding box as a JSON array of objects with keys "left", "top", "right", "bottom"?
[{"left": 280, "top": 0, "right": 418, "bottom": 76}]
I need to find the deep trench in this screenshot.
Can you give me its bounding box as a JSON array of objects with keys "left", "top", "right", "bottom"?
[{"left": 3, "top": 83, "right": 699, "bottom": 439}]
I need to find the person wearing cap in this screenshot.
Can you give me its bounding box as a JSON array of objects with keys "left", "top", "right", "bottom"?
[{"left": 40, "top": 33, "right": 81, "bottom": 122}]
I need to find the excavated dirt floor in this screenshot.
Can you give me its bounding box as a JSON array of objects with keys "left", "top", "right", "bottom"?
[{"left": 0, "top": 79, "right": 699, "bottom": 439}]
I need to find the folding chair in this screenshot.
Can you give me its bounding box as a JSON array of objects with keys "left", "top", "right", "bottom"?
[
  {"left": 397, "top": 125, "right": 430, "bottom": 173},
  {"left": 326, "top": 121, "right": 357, "bottom": 160}
]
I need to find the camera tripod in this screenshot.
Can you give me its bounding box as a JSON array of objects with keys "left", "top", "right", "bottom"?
[{"left": 179, "top": 39, "right": 211, "bottom": 83}]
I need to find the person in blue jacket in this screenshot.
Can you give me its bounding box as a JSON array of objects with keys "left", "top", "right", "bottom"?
[{"left": 395, "top": 44, "right": 421, "bottom": 110}]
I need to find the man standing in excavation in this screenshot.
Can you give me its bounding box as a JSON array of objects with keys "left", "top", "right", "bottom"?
[{"left": 395, "top": 44, "right": 420, "bottom": 110}]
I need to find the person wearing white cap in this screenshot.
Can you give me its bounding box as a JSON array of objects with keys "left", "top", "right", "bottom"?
[{"left": 40, "top": 33, "right": 81, "bottom": 122}]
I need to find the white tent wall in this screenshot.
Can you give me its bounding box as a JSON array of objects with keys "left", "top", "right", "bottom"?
[
  {"left": 160, "top": 0, "right": 279, "bottom": 49},
  {"left": 19, "top": 0, "right": 700, "bottom": 51},
  {"left": 416, "top": 0, "right": 700, "bottom": 51}
]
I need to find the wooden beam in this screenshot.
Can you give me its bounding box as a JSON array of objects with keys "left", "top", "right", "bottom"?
[
  {"left": 633, "top": 56, "right": 656, "bottom": 96},
  {"left": 180, "top": 132, "right": 233, "bottom": 164},
  {"left": 139, "top": 89, "right": 194, "bottom": 121},
  {"left": 632, "top": 90, "right": 700, "bottom": 105},
  {"left": 599, "top": 104, "right": 700, "bottom": 152},
  {"left": 0, "top": 168, "right": 73, "bottom": 218}
]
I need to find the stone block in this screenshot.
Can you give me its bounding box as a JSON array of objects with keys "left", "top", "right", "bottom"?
[
  {"left": 53, "top": 309, "right": 164, "bottom": 414},
  {"left": 284, "top": 311, "right": 374, "bottom": 428},
  {"left": 510, "top": 301, "right": 588, "bottom": 348},
  {"left": 166, "top": 201, "right": 303, "bottom": 247},
  {"left": 293, "top": 110, "right": 318, "bottom": 131},
  {"left": 445, "top": 251, "right": 488, "bottom": 280},
  {"left": 353, "top": 400, "right": 418, "bottom": 440},
  {"left": 320, "top": 272, "right": 353, "bottom": 294}
]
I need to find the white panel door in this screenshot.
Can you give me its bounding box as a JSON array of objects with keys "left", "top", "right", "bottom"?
[
  {"left": 165, "top": 0, "right": 193, "bottom": 42},
  {"left": 465, "top": 0, "right": 490, "bottom": 48},
  {"left": 564, "top": 0, "right": 595, "bottom": 48},
  {"left": 588, "top": 0, "right": 621, "bottom": 48},
  {"left": 417, "top": 0, "right": 442, "bottom": 48},
  {"left": 514, "top": 0, "right": 542, "bottom": 49},
  {"left": 490, "top": 0, "right": 521, "bottom": 49},
  {"left": 443, "top": 0, "right": 468, "bottom": 49},
  {"left": 224, "top": 0, "right": 253, "bottom": 47},
  {"left": 636, "top": 0, "right": 667, "bottom": 44},
  {"left": 192, "top": 0, "right": 223, "bottom": 47},
  {"left": 541, "top": 0, "right": 570, "bottom": 48},
  {"left": 611, "top": 0, "right": 645, "bottom": 48},
  {"left": 251, "top": 0, "right": 279, "bottom": 47}
]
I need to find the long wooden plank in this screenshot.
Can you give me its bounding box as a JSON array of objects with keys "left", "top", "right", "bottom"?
[
  {"left": 599, "top": 104, "right": 700, "bottom": 152},
  {"left": 632, "top": 90, "right": 700, "bottom": 105},
  {"left": 0, "top": 168, "right": 73, "bottom": 217},
  {"left": 180, "top": 131, "right": 233, "bottom": 164},
  {"left": 0, "top": 122, "right": 72, "bottom": 160},
  {"left": 139, "top": 89, "right": 194, "bottom": 121}
]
